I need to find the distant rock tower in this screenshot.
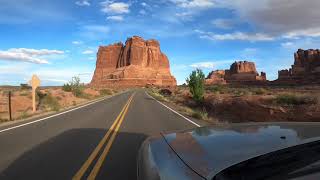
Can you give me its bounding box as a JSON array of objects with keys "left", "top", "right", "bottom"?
[
  {"left": 276, "top": 49, "right": 320, "bottom": 85},
  {"left": 205, "top": 61, "right": 267, "bottom": 85}
]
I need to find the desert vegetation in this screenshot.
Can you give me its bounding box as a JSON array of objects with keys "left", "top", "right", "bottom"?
[
  {"left": 148, "top": 69, "right": 320, "bottom": 123},
  {"left": 0, "top": 78, "right": 119, "bottom": 123}
]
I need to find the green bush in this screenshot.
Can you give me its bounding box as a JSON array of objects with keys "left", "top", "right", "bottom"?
[
  {"left": 62, "top": 83, "right": 72, "bottom": 92},
  {"left": 62, "top": 76, "right": 84, "bottom": 97},
  {"left": 99, "top": 89, "right": 113, "bottom": 96},
  {"left": 186, "top": 69, "right": 205, "bottom": 102}
]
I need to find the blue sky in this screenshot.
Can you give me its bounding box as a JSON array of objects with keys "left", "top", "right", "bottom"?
[{"left": 1, "top": 0, "right": 320, "bottom": 85}]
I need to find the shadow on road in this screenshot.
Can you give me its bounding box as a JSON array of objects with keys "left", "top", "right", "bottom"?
[{"left": 0, "top": 128, "right": 148, "bottom": 180}]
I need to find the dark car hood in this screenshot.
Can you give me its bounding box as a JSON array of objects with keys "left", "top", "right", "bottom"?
[{"left": 162, "top": 122, "right": 320, "bottom": 179}]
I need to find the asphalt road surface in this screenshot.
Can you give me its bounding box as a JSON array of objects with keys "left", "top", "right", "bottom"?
[{"left": 0, "top": 90, "right": 204, "bottom": 180}]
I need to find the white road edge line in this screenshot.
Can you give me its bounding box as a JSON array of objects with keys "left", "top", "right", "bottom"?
[
  {"left": 0, "top": 96, "right": 111, "bottom": 134},
  {"left": 145, "top": 92, "right": 201, "bottom": 127}
]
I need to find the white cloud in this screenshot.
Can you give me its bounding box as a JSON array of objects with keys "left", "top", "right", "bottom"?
[
  {"left": 281, "top": 42, "right": 294, "bottom": 48},
  {"left": 0, "top": 48, "right": 64, "bottom": 64},
  {"left": 197, "top": 31, "right": 275, "bottom": 41},
  {"left": 72, "top": 41, "right": 83, "bottom": 45},
  {"left": 219, "top": 0, "right": 320, "bottom": 38},
  {"left": 212, "top": 19, "right": 234, "bottom": 29},
  {"left": 82, "top": 50, "right": 95, "bottom": 55},
  {"left": 190, "top": 60, "right": 233, "bottom": 69},
  {"left": 75, "top": 0, "right": 90, "bottom": 6},
  {"left": 100, "top": 1, "right": 130, "bottom": 14},
  {"left": 106, "top": 15, "right": 124, "bottom": 21},
  {"left": 171, "top": 0, "right": 215, "bottom": 9}
]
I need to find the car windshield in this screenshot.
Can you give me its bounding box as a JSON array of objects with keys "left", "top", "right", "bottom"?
[{"left": 215, "top": 140, "right": 320, "bottom": 180}]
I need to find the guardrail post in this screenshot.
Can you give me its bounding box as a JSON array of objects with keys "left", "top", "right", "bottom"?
[{"left": 8, "top": 91, "right": 12, "bottom": 121}]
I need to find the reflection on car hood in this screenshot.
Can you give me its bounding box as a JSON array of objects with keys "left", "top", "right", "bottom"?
[{"left": 163, "top": 122, "right": 320, "bottom": 179}]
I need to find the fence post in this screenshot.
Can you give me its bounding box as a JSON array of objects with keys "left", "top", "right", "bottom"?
[{"left": 8, "top": 91, "right": 12, "bottom": 121}]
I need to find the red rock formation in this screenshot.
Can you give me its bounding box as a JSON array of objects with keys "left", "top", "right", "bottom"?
[
  {"left": 225, "top": 61, "right": 266, "bottom": 82},
  {"left": 206, "top": 61, "right": 266, "bottom": 85},
  {"left": 276, "top": 49, "right": 320, "bottom": 85},
  {"left": 205, "top": 70, "right": 226, "bottom": 85},
  {"left": 91, "top": 36, "right": 177, "bottom": 88}
]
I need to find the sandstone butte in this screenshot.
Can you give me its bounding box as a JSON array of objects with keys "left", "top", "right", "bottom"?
[
  {"left": 205, "top": 61, "right": 267, "bottom": 85},
  {"left": 276, "top": 49, "right": 320, "bottom": 85},
  {"left": 90, "top": 36, "right": 177, "bottom": 88}
]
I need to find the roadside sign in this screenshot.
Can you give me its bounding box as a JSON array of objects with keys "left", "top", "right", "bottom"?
[{"left": 29, "top": 75, "right": 41, "bottom": 113}]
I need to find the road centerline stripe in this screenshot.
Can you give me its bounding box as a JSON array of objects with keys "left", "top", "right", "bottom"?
[
  {"left": 72, "top": 94, "right": 134, "bottom": 180},
  {"left": 87, "top": 93, "right": 135, "bottom": 180}
]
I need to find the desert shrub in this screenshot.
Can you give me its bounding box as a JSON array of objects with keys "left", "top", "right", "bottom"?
[
  {"left": 100, "top": 89, "right": 113, "bottom": 96},
  {"left": 207, "top": 85, "right": 226, "bottom": 94},
  {"left": 36, "top": 90, "right": 47, "bottom": 102},
  {"left": 148, "top": 90, "right": 168, "bottom": 102},
  {"left": 20, "top": 84, "right": 31, "bottom": 90},
  {"left": 253, "top": 88, "right": 268, "bottom": 95},
  {"left": 62, "top": 76, "right": 84, "bottom": 97},
  {"left": 42, "top": 94, "right": 61, "bottom": 111},
  {"left": 159, "top": 89, "right": 172, "bottom": 96},
  {"left": 62, "top": 83, "right": 72, "bottom": 92},
  {"left": 275, "top": 94, "right": 318, "bottom": 105},
  {"left": 186, "top": 69, "right": 205, "bottom": 102},
  {"left": 20, "top": 110, "right": 31, "bottom": 119},
  {"left": 20, "top": 91, "right": 29, "bottom": 96},
  {"left": 191, "top": 109, "right": 209, "bottom": 121},
  {"left": 232, "top": 89, "right": 250, "bottom": 97}
]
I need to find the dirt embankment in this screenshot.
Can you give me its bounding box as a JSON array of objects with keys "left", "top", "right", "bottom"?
[{"left": 154, "top": 85, "right": 320, "bottom": 123}]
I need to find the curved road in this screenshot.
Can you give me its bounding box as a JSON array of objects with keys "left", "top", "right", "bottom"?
[{"left": 0, "top": 90, "right": 204, "bottom": 180}]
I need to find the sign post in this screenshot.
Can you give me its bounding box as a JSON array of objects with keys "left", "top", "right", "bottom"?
[
  {"left": 29, "top": 75, "right": 40, "bottom": 113},
  {"left": 8, "top": 91, "right": 12, "bottom": 121}
]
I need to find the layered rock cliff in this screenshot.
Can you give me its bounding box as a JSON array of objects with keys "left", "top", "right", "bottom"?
[
  {"left": 205, "top": 61, "right": 266, "bottom": 85},
  {"left": 91, "top": 36, "right": 176, "bottom": 87},
  {"left": 276, "top": 49, "right": 320, "bottom": 85}
]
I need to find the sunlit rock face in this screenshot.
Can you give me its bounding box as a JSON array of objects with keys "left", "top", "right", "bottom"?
[
  {"left": 276, "top": 49, "right": 320, "bottom": 85},
  {"left": 205, "top": 70, "right": 227, "bottom": 85},
  {"left": 205, "top": 61, "right": 267, "bottom": 85},
  {"left": 90, "top": 36, "right": 177, "bottom": 88}
]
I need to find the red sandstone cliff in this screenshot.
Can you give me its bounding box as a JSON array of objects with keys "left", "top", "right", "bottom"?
[
  {"left": 276, "top": 49, "right": 320, "bottom": 85},
  {"left": 206, "top": 61, "right": 266, "bottom": 85},
  {"left": 91, "top": 36, "right": 176, "bottom": 88}
]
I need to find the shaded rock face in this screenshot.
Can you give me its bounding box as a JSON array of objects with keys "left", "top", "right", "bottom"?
[
  {"left": 91, "top": 36, "right": 177, "bottom": 88},
  {"left": 276, "top": 49, "right": 320, "bottom": 85},
  {"left": 206, "top": 61, "right": 266, "bottom": 85}
]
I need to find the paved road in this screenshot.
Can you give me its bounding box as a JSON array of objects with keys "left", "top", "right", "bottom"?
[{"left": 0, "top": 90, "right": 203, "bottom": 180}]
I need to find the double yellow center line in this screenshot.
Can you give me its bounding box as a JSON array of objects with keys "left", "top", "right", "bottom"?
[{"left": 73, "top": 93, "right": 135, "bottom": 180}]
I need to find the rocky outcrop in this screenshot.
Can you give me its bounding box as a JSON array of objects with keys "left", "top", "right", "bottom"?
[
  {"left": 90, "top": 36, "right": 177, "bottom": 88},
  {"left": 276, "top": 49, "right": 320, "bottom": 85},
  {"left": 225, "top": 61, "right": 267, "bottom": 82},
  {"left": 205, "top": 70, "right": 226, "bottom": 85},
  {"left": 205, "top": 61, "right": 266, "bottom": 85}
]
